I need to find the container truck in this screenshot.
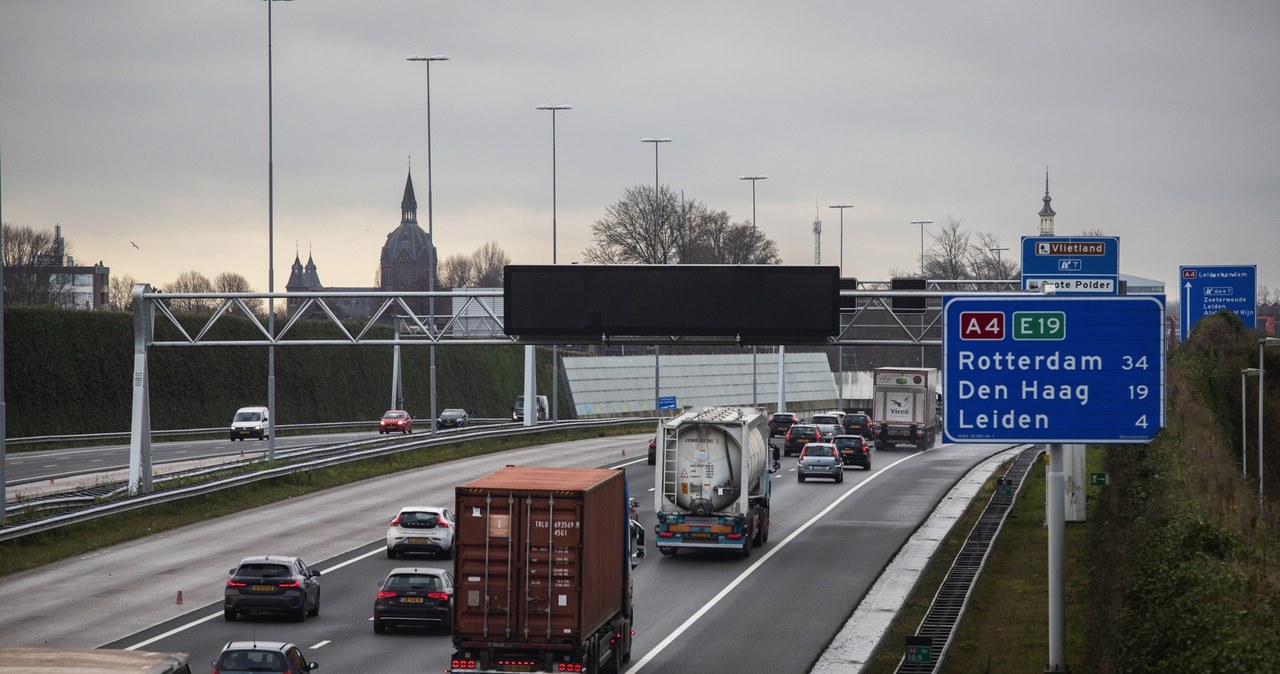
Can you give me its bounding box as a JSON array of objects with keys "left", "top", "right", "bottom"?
[
  {"left": 871, "top": 367, "right": 940, "bottom": 451},
  {"left": 652, "top": 406, "right": 774, "bottom": 558},
  {"left": 449, "top": 466, "right": 644, "bottom": 674}
]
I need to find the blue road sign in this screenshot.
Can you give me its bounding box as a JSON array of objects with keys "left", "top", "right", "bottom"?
[
  {"left": 1178, "top": 265, "right": 1256, "bottom": 341},
  {"left": 658, "top": 395, "right": 678, "bottom": 410},
  {"left": 1021, "top": 236, "right": 1119, "bottom": 295},
  {"left": 943, "top": 295, "right": 1164, "bottom": 444}
]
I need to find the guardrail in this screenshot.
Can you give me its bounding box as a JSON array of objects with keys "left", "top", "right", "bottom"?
[
  {"left": 0, "top": 418, "right": 654, "bottom": 543},
  {"left": 5, "top": 419, "right": 512, "bottom": 447}
]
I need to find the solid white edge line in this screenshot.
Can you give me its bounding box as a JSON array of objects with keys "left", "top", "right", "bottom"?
[
  {"left": 123, "top": 545, "right": 386, "bottom": 651},
  {"left": 626, "top": 451, "right": 923, "bottom": 672}
]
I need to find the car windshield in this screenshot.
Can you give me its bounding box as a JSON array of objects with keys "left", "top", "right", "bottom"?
[
  {"left": 805, "top": 446, "right": 834, "bottom": 457},
  {"left": 441, "top": 409, "right": 464, "bottom": 417},
  {"left": 217, "top": 650, "right": 287, "bottom": 670},
  {"left": 233, "top": 412, "right": 262, "bottom": 422},
  {"left": 398, "top": 511, "right": 440, "bottom": 528},
  {"left": 386, "top": 574, "right": 441, "bottom": 590},
  {"left": 849, "top": 415, "right": 868, "bottom": 423},
  {"left": 236, "top": 563, "right": 291, "bottom": 578},
  {"left": 383, "top": 411, "right": 407, "bottom": 419},
  {"left": 835, "top": 438, "right": 863, "bottom": 449},
  {"left": 812, "top": 416, "right": 838, "bottom": 424},
  {"left": 771, "top": 414, "right": 792, "bottom": 421}
]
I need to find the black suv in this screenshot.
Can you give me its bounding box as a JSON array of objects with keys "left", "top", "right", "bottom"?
[
  {"left": 783, "top": 424, "right": 822, "bottom": 457},
  {"left": 842, "top": 412, "right": 873, "bottom": 439},
  {"left": 769, "top": 412, "right": 800, "bottom": 437},
  {"left": 834, "top": 434, "right": 871, "bottom": 470}
]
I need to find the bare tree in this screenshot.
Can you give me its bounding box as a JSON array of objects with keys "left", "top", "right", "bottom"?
[
  {"left": 471, "top": 241, "right": 510, "bottom": 287},
  {"left": 165, "top": 270, "right": 215, "bottom": 313},
  {"left": 2, "top": 222, "right": 74, "bottom": 306},
  {"left": 212, "top": 272, "right": 263, "bottom": 316},
  {"left": 923, "top": 217, "right": 973, "bottom": 279},
  {"left": 440, "top": 253, "right": 474, "bottom": 288},
  {"left": 585, "top": 186, "right": 780, "bottom": 265},
  {"left": 970, "top": 232, "right": 1019, "bottom": 280},
  {"left": 108, "top": 274, "right": 137, "bottom": 312}
]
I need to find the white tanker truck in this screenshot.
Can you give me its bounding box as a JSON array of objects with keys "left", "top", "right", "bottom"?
[{"left": 652, "top": 407, "right": 775, "bottom": 558}]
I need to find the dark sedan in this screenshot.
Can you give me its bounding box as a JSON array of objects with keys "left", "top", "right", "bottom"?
[
  {"left": 373, "top": 566, "right": 454, "bottom": 633},
  {"left": 436, "top": 408, "right": 469, "bottom": 429},
  {"left": 224, "top": 555, "right": 321, "bottom": 622},
  {"left": 768, "top": 412, "right": 800, "bottom": 437},
  {"left": 783, "top": 424, "right": 822, "bottom": 457},
  {"left": 834, "top": 434, "right": 871, "bottom": 470},
  {"left": 842, "top": 412, "right": 873, "bottom": 439}
]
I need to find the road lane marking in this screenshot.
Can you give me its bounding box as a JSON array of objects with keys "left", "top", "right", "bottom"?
[
  {"left": 626, "top": 451, "right": 923, "bottom": 673},
  {"left": 311, "top": 640, "right": 331, "bottom": 649},
  {"left": 123, "top": 545, "right": 386, "bottom": 651}
]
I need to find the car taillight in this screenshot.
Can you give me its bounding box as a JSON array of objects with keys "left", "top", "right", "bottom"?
[
  {"left": 451, "top": 660, "right": 476, "bottom": 670},
  {"left": 436, "top": 520, "right": 449, "bottom": 528},
  {"left": 377, "top": 590, "right": 397, "bottom": 599},
  {"left": 277, "top": 580, "right": 300, "bottom": 588},
  {"left": 390, "top": 515, "right": 400, "bottom": 526},
  {"left": 226, "top": 579, "right": 246, "bottom": 587},
  {"left": 428, "top": 591, "right": 450, "bottom": 600}
]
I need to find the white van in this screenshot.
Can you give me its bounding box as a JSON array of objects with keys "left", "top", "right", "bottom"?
[
  {"left": 230, "top": 406, "right": 270, "bottom": 441},
  {"left": 512, "top": 395, "right": 549, "bottom": 422}
]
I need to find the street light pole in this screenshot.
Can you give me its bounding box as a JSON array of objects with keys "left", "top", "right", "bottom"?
[
  {"left": 830, "top": 204, "right": 854, "bottom": 410},
  {"left": 407, "top": 54, "right": 449, "bottom": 437},
  {"left": 537, "top": 105, "right": 571, "bottom": 423},
  {"left": 1261, "top": 337, "right": 1280, "bottom": 507},
  {"left": 909, "top": 220, "right": 933, "bottom": 367},
  {"left": 989, "top": 246, "right": 1009, "bottom": 279},
  {"left": 1243, "top": 368, "right": 1261, "bottom": 478},
  {"left": 263, "top": 0, "right": 294, "bottom": 462},
  {"left": 642, "top": 138, "right": 671, "bottom": 415},
  {"left": 741, "top": 176, "right": 768, "bottom": 407}
]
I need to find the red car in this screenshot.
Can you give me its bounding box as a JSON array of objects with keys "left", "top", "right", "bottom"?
[{"left": 379, "top": 410, "right": 413, "bottom": 434}]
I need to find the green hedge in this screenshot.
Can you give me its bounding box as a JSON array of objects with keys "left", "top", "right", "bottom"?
[{"left": 3, "top": 306, "right": 560, "bottom": 437}]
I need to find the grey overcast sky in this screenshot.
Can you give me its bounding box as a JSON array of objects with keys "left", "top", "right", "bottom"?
[{"left": 2, "top": 1, "right": 1277, "bottom": 298}]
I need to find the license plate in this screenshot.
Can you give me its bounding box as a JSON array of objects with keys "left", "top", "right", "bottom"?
[
  {"left": 251, "top": 585, "right": 274, "bottom": 592},
  {"left": 402, "top": 597, "right": 424, "bottom": 604},
  {"left": 408, "top": 537, "right": 429, "bottom": 544},
  {"left": 501, "top": 666, "right": 532, "bottom": 673}
]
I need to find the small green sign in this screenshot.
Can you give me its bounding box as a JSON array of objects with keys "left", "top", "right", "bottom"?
[
  {"left": 1090, "top": 472, "right": 1109, "bottom": 486},
  {"left": 905, "top": 636, "right": 932, "bottom": 663},
  {"left": 1013, "top": 311, "right": 1066, "bottom": 340}
]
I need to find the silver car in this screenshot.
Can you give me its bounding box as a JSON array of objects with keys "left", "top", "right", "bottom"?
[
  {"left": 797, "top": 443, "right": 844, "bottom": 483},
  {"left": 386, "top": 506, "right": 456, "bottom": 559}
]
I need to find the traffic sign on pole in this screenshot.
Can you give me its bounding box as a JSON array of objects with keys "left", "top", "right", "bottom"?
[
  {"left": 943, "top": 295, "right": 1164, "bottom": 444},
  {"left": 1021, "top": 236, "right": 1119, "bottom": 295},
  {"left": 1178, "top": 265, "right": 1256, "bottom": 341}
]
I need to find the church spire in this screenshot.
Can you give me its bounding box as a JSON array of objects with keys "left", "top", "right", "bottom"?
[
  {"left": 401, "top": 166, "right": 418, "bottom": 226},
  {"left": 1038, "top": 168, "right": 1056, "bottom": 235}
]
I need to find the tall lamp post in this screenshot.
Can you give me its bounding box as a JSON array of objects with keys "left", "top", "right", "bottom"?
[
  {"left": 1242, "top": 368, "right": 1261, "bottom": 478},
  {"left": 741, "top": 175, "right": 768, "bottom": 407},
  {"left": 989, "top": 246, "right": 1009, "bottom": 279},
  {"left": 1260, "top": 337, "right": 1280, "bottom": 507},
  {"left": 830, "top": 204, "right": 854, "bottom": 409},
  {"left": 407, "top": 53, "right": 449, "bottom": 437},
  {"left": 537, "top": 104, "right": 571, "bottom": 423},
  {"left": 910, "top": 220, "right": 933, "bottom": 367},
  {"left": 642, "top": 137, "right": 671, "bottom": 415},
  {"left": 263, "top": 0, "right": 294, "bottom": 462}
]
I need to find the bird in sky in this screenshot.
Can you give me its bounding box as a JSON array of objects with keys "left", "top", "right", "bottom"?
[{"left": 130, "top": 241, "right": 139, "bottom": 249}]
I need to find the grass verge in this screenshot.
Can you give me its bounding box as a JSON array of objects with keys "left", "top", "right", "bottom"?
[
  {"left": 0, "top": 423, "right": 650, "bottom": 578},
  {"left": 862, "top": 447, "right": 1098, "bottom": 673}
]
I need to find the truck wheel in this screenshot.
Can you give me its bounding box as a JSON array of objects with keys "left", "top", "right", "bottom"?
[
  {"left": 659, "top": 546, "right": 677, "bottom": 556},
  {"left": 739, "top": 539, "right": 752, "bottom": 559}
]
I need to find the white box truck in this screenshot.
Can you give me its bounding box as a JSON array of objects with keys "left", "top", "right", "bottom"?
[{"left": 871, "top": 367, "right": 939, "bottom": 451}]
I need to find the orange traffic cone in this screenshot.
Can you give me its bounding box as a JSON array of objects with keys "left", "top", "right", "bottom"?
[{"left": 175, "top": 590, "right": 184, "bottom": 605}]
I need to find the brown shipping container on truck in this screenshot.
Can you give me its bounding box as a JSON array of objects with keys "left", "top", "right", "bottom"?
[{"left": 453, "top": 466, "right": 626, "bottom": 647}]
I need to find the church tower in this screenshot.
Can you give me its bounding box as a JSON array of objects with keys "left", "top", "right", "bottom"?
[
  {"left": 1039, "top": 169, "right": 1056, "bottom": 236},
  {"left": 379, "top": 169, "right": 437, "bottom": 316}
]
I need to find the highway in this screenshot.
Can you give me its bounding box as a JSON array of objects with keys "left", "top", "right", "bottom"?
[{"left": 0, "top": 433, "right": 1014, "bottom": 672}]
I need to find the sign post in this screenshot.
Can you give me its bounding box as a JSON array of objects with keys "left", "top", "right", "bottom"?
[
  {"left": 1021, "top": 236, "right": 1119, "bottom": 295},
  {"left": 943, "top": 294, "right": 1164, "bottom": 673},
  {"left": 1178, "top": 265, "right": 1257, "bottom": 341}
]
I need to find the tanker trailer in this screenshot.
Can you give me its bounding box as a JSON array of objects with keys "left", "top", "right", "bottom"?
[{"left": 652, "top": 407, "right": 773, "bottom": 558}]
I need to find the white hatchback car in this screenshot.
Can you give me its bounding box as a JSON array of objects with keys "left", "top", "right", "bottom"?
[{"left": 386, "top": 506, "right": 456, "bottom": 559}]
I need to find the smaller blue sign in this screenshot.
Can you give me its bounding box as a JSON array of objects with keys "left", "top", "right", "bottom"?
[
  {"left": 1179, "top": 265, "right": 1256, "bottom": 341},
  {"left": 1021, "top": 236, "right": 1119, "bottom": 295},
  {"left": 658, "top": 395, "right": 678, "bottom": 410}
]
